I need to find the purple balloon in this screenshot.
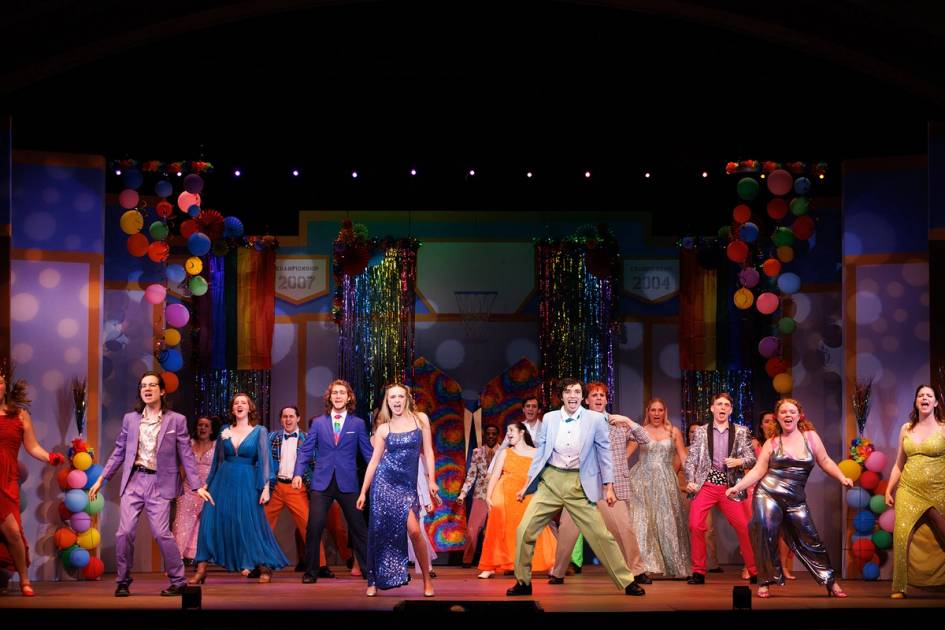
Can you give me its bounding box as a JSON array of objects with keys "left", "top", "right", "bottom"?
[
  {"left": 165, "top": 303, "right": 190, "bottom": 328},
  {"left": 758, "top": 336, "right": 781, "bottom": 358},
  {"left": 183, "top": 173, "right": 204, "bottom": 194},
  {"left": 69, "top": 511, "right": 92, "bottom": 533},
  {"left": 738, "top": 267, "right": 760, "bottom": 289}
]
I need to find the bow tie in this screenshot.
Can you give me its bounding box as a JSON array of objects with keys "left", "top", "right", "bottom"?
[
  {"left": 333, "top": 415, "right": 342, "bottom": 420},
  {"left": 284, "top": 432, "right": 298, "bottom": 439},
  {"left": 564, "top": 417, "right": 576, "bottom": 423}
]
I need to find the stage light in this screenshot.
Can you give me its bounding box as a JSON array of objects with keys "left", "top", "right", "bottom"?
[
  {"left": 234, "top": 170, "right": 241, "bottom": 177},
  {"left": 410, "top": 168, "right": 417, "bottom": 176},
  {"left": 526, "top": 171, "right": 533, "bottom": 178},
  {"left": 644, "top": 172, "right": 651, "bottom": 178},
  {"left": 760, "top": 174, "right": 766, "bottom": 179},
  {"left": 468, "top": 169, "right": 476, "bottom": 176},
  {"left": 584, "top": 171, "right": 591, "bottom": 178},
  {"left": 819, "top": 173, "right": 825, "bottom": 179},
  {"left": 702, "top": 171, "right": 708, "bottom": 178},
  {"left": 176, "top": 172, "right": 182, "bottom": 177},
  {"left": 115, "top": 169, "right": 122, "bottom": 176},
  {"left": 292, "top": 169, "right": 299, "bottom": 177},
  {"left": 351, "top": 171, "right": 358, "bottom": 179}
]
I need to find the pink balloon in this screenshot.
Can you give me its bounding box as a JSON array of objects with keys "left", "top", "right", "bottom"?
[
  {"left": 144, "top": 284, "right": 167, "bottom": 305},
  {"left": 177, "top": 191, "right": 201, "bottom": 212},
  {"left": 118, "top": 189, "right": 140, "bottom": 210},
  {"left": 165, "top": 303, "right": 190, "bottom": 328},
  {"left": 767, "top": 169, "right": 794, "bottom": 196},
  {"left": 878, "top": 508, "right": 895, "bottom": 532},
  {"left": 66, "top": 469, "right": 88, "bottom": 490},
  {"left": 865, "top": 450, "right": 887, "bottom": 472},
  {"left": 756, "top": 291, "right": 780, "bottom": 315}
]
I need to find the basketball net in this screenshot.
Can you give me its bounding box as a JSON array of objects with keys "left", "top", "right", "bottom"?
[{"left": 454, "top": 291, "right": 497, "bottom": 344}]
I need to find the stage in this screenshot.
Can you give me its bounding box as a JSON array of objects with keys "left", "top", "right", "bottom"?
[{"left": 2, "top": 564, "right": 942, "bottom": 624}]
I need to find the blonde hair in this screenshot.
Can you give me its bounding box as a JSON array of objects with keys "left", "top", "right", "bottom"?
[
  {"left": 643, "top": 397, "right": 668, "bottom": 426},
  {"left": 773, "top": 398, "right": 815, "bottom": 434},
  {"left": 373, "top": 383, "right": 417, "bottom": 430}
]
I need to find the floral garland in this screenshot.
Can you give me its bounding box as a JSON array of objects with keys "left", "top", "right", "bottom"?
[
  {"left": 725, "top": 159, "right": 827, "bottom": 177},
  {"left": 111, "top": 159, "right": 214, "bottom": 175}
]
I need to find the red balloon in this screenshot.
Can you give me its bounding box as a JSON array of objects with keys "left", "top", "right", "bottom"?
[
  {"left": 852, "top": 538, "right": 876, "bottom": 561},
  {"left": 58, "top": 501, "right": 72, "bottom": 522},
  {"left": 733, "top": 204, "right": 752, "bottom": 224},
  {"left": 180, "top": 219, "right": 199, "bottom": 239},
  {"left": 726, "top": 240, "right": 749, "bottom": 263},
  {"left": 155, "top": 200, "right": 174, "bottom": 218},
  {"left": 162, "top": 371, "right": 180, "bottom": 394},
  {"left": 56, "top": 467, "right": 71, "bottom": 490},
  {"left": 793, "top": 215, "right": 815, "bottom": 240},
  {"left": 126, "top": 233, "right": 149, "bottom": 257},
  {"left": 762, "top": 258, "right": 782, "bottom": 277},
  {"left": 767, "top": 198, "right": 789, "bottom": 220},
  {"left": 767, "top": 169, "right": 794, "bottom": 196},
  {"left": 859, "top": 470, "right": 880, "bottom": 491},
  {"left": 82, "top": 556, "right": 105, "bottom": 580},
  {"left": 147, "top": 241, "right": 170, "bottom": 263},
  {"left": 765, "top": 357, "right": 788, "bottom": 378}
]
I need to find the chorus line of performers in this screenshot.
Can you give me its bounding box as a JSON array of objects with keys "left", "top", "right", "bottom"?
[{"left": 2, "top": 366, "right": 945, "bottom": 600}]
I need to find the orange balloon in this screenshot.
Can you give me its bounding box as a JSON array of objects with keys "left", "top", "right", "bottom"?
[
  {"left": 762, "top": 258, "right": 782, "bottom": 277},
  {"left": 56, "top": 467, "right": 72, "bottom": 490},
  {"left": 126, "top": 233, "right": 149, "bottom": 257},
  {"left": 163, "top": 371, "right": 180, "bottom": 394},
  {"left": 54, "top": 527, "right": 77, "bottom": 550},
  {"left": 733, "top": 204, "right": 752, "bottom": 224},
  {"left": 147, "top": 241, "right": 170, "bottom": 263},
  {"left": 777, "top": 246, "right": 795, "bottom": 263}
]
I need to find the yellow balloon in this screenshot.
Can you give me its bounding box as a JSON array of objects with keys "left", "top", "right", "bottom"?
[
  {"left": 838, "top": 459, "right": 862, "bottom": 482},
  {"left": 772, "top": 372, "right": 793, "bottom": 394},
  {"left": 164, "top": 328, "right": 181, "bottom": 347},
  {"left": 119, "top": 210, "right": 144, "bottom": 235},
  {"left": 77, "top": 527, "right": 100, "bottom": 550},
  {"left": 185, "top": 256, "right": 204, "bottom": 276},
  {"left": 72, "top": 452, "right": 92, "bottom": 471},
  {"left": 733, "top": 287, "right": 755, "bottom": 310},
  {"left": 777, "top": 246, "right": 795, "bottom": 263}
]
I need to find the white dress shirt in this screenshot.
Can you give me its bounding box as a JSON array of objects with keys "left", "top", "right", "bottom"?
[
  {"left": 278, "top": 432, "right": 299, "bottom": 480},
  {"left": 549, "top": 406, "right": 582, "bottom": 469}
]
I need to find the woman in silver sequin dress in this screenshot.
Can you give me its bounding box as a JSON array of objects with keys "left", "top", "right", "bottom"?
[
  {"left": 357, "top": 383, "right": 439, "bottom": 597},
  {"left": 727, "top": 398, "right": 853, "bottom": 598},
  {"left": 626, "top": 398, "right": 691, "bottom": 577}
]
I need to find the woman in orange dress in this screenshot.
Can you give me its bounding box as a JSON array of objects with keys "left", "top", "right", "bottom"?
[{"left": 477, "top": 422, "right": 556, "bottom": 578}]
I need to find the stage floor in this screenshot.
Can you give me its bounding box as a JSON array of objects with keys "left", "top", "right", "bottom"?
[{"left": 2, "top": 564, "right": 943, "bottom": 623}]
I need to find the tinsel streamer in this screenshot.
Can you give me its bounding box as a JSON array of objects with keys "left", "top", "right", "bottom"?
[
  {"left": 337, "top": 243, "right": 419, "bottom": 420},
  {"left": 71, "top": 377, "right": 87, "bottom": 436},
  {"left": 851, "top": 378, "right": 873, "bottom": 436},
  {"left": 681, "top": 369, "right": 754, "bottom": 435},
  {"left": 193, "top": 368, "right": 272, "bottom": 428},
  {"left": 536, "top": 238, "right": 620, "bottom": 410}
]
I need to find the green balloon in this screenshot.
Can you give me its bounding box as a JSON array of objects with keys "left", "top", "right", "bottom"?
[
  {"left": 872, "top": 529, "right": 892, "bottom": 549},
  {"left": 189, "top": 275, "right": 209, "bottom": 297},
  {"left": 149, "top": 221, "right": 170, "bottom": 241},
  {"left": 718, "top": 225, "right": 731, "bottom": 239},
  {"left": 790, "top": 196, "right": 810, "bottom": 216},
  {"left": 772, "top": 226, "right": 795, "bottom": 247},
  {"left": 737, "top": 177, "right": 759, "bottom": 201},
  {"left": 869, "top": 494, "right": 888, "bottom": 514},
  {"left": 86, "top": 494, "right": 105, "bottom": 515},
  {"left": 778, "top": 317, "right": 797, "bottom": 335},
  {"left": 60, "top": 544, "right": 79, "bottom": 568}
]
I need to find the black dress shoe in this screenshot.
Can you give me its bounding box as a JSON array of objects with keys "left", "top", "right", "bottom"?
[
  {"left": 160, "top": 584, "right": 185, "bottom": 596},
  {"left": 625, "top": 582, "right": 646, "bottom": 596},
  {"left": 687, "top": 573, "right": 705, "bottom": 585},
  {"left": 317, "top": 566, "right": 336, "bottom": 578},
  {"left": 301, "top": 574, "right": 317, "bottom": 584},
  {"left": 634, "top": 573, "right": 652, "bottom": 585},
  {"left": 707, "top": 567, "right": 724, "bottom": 573},
  {"left": 294, "top": 561, "right": 306, "bottom": 572},
  {"left": 749, "top": 575, "right": 758, "bottom": 584},
  {"left": 115, "top": 582, "right": 130, "bottom": 597},
  {"left": 506, "top": 581, "right": 532, "bottom": 596},
  {"left": 247, "top": 567, "right": 261, "bottom": 579},
  {"left": 346, "top": 557, "right": 355, "bottom": 569},
  {"left": 548, "top": 575, "right": 565, "bottom": 585}
]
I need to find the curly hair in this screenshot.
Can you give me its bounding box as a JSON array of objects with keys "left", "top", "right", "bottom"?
[
  {"left": 0, "top": 363, "right": 31, "bottom": 413},
  {"left": 908, "top": 384, "right": 945, "bottom": 429},
  {"left": 228, "top": 392, "right": 260, "bottom": 426},
  {"left": 323, "top": 380, "right": 356, "bottom": 415},
  {"left": 773, "top": 398, "right": 816, "bottom": 433}
]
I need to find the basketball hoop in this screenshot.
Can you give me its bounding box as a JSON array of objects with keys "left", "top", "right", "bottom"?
[{"left": 454, "top": 291, "right": 497, "bottom": 344}]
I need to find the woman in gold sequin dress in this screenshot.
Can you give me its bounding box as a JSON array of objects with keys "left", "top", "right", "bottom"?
[{"left": 885, "top": 384, "right": 945, "bottom": 599}]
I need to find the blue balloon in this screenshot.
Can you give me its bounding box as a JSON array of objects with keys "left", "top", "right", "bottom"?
[
  {"left": 187, "top": 204, "right": 201, "bottom": 217},
  {"left": 122, "top": 169, "right": 144, "bottom": 190},
  {"left": 853, "top": 510, "right": 877, "bottom": 535},
  {"left": 739, "top": 222, "right": 759, "bottom": 243},
  {"left": 64, "top": 488, "right": 88, "bottom": 513},
  {"left": 69, "top": 547, "right": 90, "bottom": 569},
  {"left": 862, "top": 562, "right": 880, "bottom": 581},
  {"left": 777, "top": 272, "right": 801, "bottom": 294},
  {"left": 188, "top": 233, "right": 212, "bottom": 256},
  {"left": 154, "top": 180, "right": 173, "bottom": 198},
  {"left": 223, "top": 216, "right": 244, "bottom": 238},
  {"left": 83, "top": 464, "right": 104, "bottom": 490},
  {"left": 846, "top": 486, "right": 870, "bottom": 509},
  {"left": 794, "top": 177, "right": 812, "bottom": 195},
  {"left": 166, "top": 264, "right": 186, "bottom": 285},
  {"left": 160, "top": 348, "right": 184, "bottom": 372}
]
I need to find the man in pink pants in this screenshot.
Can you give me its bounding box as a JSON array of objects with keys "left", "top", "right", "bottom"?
[{"left": 683, "top": 392, "right": 757, "bottom": 585}]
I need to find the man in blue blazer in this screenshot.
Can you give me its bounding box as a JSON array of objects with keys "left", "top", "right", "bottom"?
[
  {"left": 507, "top": 378, "right": 645, "bottom": 597},
  {"left": 293, "top": 379, "right": 373, "bottom": 583}
]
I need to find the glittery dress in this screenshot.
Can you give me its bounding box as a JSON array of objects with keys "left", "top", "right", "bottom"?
[
  {"left": 195, "top": 426, "right": 288, "bottom": 571},
  {"left": 750, "top": 434, "right": 835, "bottom": 587},
  {"left": 367, "top": 426, "right": 421, "bottom": 589},
  {"left": 892, "top": 429, "right": 945, "bottom": 594},
  {"left": 626, "top": 438, "right": 691, "bottom": 577},
  {"left": 173, "top": 441, "right": 216, "bottom": 559},
  {"left": 478, "top": 449, "right": 556, "bottom": 572},
  {"left": 0, "top": 413, "right": 28, "bottom": 572}
]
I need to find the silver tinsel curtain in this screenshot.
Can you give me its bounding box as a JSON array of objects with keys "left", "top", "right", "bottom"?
[
  {"left": 193, "top": 368, "right": 273, "bottom": 428},
  {"left": 681, "top": 369, "right": 754, "bottom": 437}
]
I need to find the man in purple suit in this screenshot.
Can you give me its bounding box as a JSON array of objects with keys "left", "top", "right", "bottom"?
[
  {"left": 293, "top": 379, "right": 373, "bottom": 583},
  {"left": 89, "top": 371, "right": 205, "bottom": 597}
]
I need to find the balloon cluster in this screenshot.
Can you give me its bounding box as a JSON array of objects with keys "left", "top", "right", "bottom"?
[
  {"left": 53, "top": 439, "right": 105, "bottom": 579},
  {"left": 838, "top": 443, "right": 891, "bottom": 580},
  {"left": 117, "top": 168, "right": 245, "bottom": 390},
  {"left": 722, "top": 163, "right": 820, "bottom": 395}
]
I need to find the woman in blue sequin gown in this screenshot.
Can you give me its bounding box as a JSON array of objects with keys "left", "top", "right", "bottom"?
[
  {"left": 357, "top": 383, "right": 439, "bottom": 597},
  {"left": 190, "top": 393, "right": 288, "bottom": 584}
]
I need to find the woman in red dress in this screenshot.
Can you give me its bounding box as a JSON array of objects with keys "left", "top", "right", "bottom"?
[{"left": 1, "top": 370, "right": 64, "bottom": 596}]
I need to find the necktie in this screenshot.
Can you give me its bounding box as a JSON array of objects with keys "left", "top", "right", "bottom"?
[
  {"left": 284, "top": 432, "right": 298, "bottom": 439},
  {"left": 333, "top": 415, "right": 342, "bottom": 444}
]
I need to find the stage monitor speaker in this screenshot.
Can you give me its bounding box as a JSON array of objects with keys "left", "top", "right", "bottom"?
[
  {"left": 394, "top": 599, "right": 543, "bottom": 614},
  {"left": 182, "top": 585, "right": 202, "bottom": 610},
  {"left": 732, "top": 585, "right": 751, "bottom": 610}
]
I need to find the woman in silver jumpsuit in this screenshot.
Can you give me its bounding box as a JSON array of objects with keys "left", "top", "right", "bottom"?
[{"left": 727, "top": 398, "right": 853, "bottom": 598}]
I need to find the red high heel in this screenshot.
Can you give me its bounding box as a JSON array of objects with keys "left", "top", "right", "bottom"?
[
  {"left": 826, "top": 581, "right": 847, "bottom": 598},
  {"left": 20, "top": 583, "right": 36, "bottom": 597}
]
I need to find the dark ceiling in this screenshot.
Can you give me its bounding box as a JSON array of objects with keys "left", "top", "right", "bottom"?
[{"left": 3, "top": 1, "right": 944, "bottom": 235}]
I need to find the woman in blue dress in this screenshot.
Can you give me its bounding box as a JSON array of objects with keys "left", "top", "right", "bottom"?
[
  {"left": 357, "top": 383, "right": 439, "bottom": 597},
  {"left": 189, "top": 393, "right": 288, "bottom": 583}
]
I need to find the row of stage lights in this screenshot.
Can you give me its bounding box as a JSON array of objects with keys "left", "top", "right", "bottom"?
[{"left": 115, "top": 168, "right": 827, "bottom": 180}]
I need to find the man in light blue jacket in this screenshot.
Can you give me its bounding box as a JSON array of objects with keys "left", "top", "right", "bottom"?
[{"left": 507, "top": 378, "right": 645, "bottom": 597}]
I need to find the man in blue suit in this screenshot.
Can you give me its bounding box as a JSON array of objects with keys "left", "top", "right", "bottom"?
[
  {"left": 507, "top": 378, "right": 645, "bottom": 597},
  {"left": 293, "top": 379, "right": 373, "bottom": 583}
]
